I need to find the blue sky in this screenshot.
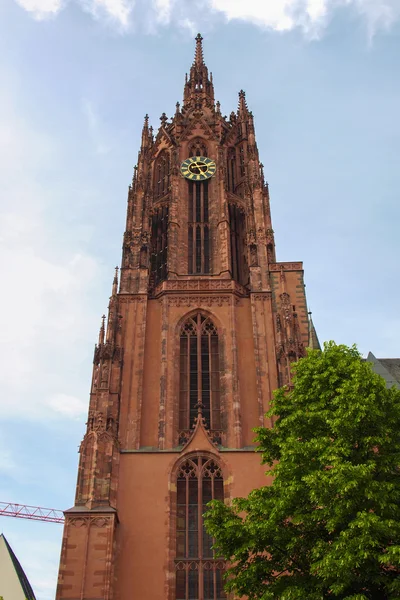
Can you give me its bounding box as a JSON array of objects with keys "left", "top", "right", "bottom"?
[{"left": 0, "top": 1, "right": 399, "bottom": 598}]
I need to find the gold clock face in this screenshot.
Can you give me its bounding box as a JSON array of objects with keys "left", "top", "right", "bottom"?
[{"left": 181, "top": 156, "right": 216, "bottom": 181}]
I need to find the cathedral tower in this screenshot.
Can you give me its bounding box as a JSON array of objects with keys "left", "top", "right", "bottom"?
[{"left": 56, "top": 35, "right": 314, "bottom": 600}]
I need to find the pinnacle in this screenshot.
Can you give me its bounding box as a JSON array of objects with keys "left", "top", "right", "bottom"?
[
  {"left": 112, "top": 266, "right": 119, "bottom": 296},
  {"left": 238, "top": 89, "right": 249, "bottom": 115},
  {"left": 194, "top": 32, "right": 204, "bottom": 67}
]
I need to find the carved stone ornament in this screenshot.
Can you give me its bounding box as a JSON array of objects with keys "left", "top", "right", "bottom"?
[
  {"left": 252, "top": 293, "right": 270, "bottom": 302},
  {"left": 179, "top": 418, "right": 224, "bottom": 449},
  {"left": 247, "top": 229, "right": 257, "bottom": 245},
  {"left": 152, "top": 279, "right": 248, "bottom": 297},
  {"left": 69, "top": 517, "right": 89, "bottom": 528},
  {"left": 270, "top": 262, "right": 303, "bottom": 271},
  {"left": 118, "top": 295, "right": 147, "bottom": 304},
  {"left": 256, "top": 227, "right": 266, "bottom": 245},
  {"left": 265, "top": 228, "right": 274, "bottom": 245},
  {"left": 167, "top": 296, "right": 231, "bottom": 307},
  {"left": 141, "top": 231, "right": 150, "bottom": 245}
]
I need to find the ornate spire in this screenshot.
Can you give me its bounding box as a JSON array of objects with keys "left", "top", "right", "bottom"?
[
  {"left": 308, "top": 311, "right": 321, "bottom": 350},
  {"left": 183, "top": 33, "right": 215, "bottom": 110},
  {"left": 141, "top": 114, "right": 150, "bottom": 150},
  {"left": 98, "top": 314, "right": 106, "bottom": 345},
  {"left": 237, "top": 89, "right": 249, "bottom": 117},
  {"left": 194, "top": 33, "right": 204, "bottom": 67}
]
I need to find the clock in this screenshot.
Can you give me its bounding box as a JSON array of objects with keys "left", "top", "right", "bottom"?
[{"left": 181, "top": 156, "right": 216, "bottom": 181}]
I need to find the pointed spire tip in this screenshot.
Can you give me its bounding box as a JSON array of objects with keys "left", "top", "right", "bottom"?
[{"left": 194, "top": 32, "right": 204, "bottom": 66}]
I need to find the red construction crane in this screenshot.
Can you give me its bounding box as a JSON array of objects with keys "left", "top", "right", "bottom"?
[{"left": 0, "top": 502, "right": 64, "bottom": 524}]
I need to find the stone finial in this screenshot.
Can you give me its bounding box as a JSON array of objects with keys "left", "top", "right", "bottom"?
[
  {"left": 194, "top": 33, "right": 204, "bottom": 66},
  {"left": 112, "top": 266, "right": 119, "bottom": 296},
  {"left": 98, "top": 314, "right": 106, "bottom": 345}
]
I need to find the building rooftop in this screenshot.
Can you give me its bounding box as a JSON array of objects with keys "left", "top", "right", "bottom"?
[
  {"left": 0, "top": 533, "right": 36, "bottom": 600},
  {"left": 366, "top": 352, "right": 400, "bottom": 389}
]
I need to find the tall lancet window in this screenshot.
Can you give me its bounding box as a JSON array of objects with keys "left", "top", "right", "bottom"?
[
  {"left": 187, "top": 140, "right": 210, "bottom": 274},
  {"left": 150, "top": 206, "right": 168, "bottom": 285},
  {"left": 239, "top": 145, "right": 246, "bottom": 178},
  {"left": 188, "top": 180, "right": 210, "bottom": 274},
  {"left": 154, "top": 151, "right": 170, "bottom": 198},
  {"left": 175, "top": 456, "right": 226, "bottom": 600},
  {"left": 229, "top": 203, "right": 247, "bottom": 286},
  {"left": 227, "top": 147, "right": 236, "bottom": 193},
  {"left": 179, "top": 314, "right": 221, "bottom": 437}
]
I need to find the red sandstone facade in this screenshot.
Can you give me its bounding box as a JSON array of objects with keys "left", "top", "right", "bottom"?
[{"left": 56, "top": 35, "right": 312, "bottom": 600}]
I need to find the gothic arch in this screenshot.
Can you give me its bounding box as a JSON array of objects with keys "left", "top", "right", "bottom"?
[
  {"left": 174, "top": 309, "right": 224, "bottom": 338},
  {"left": 188, "top": 138, "right": 208, "bottom": 157}
]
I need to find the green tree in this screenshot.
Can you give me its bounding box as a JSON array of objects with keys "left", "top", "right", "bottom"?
[{"left": 205, "top": 343, "right": 400, "bottom": 599}]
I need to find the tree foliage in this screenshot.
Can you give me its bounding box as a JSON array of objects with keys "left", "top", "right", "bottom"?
[{"left": 205, "top": 343, "right": 400, "bottom": 599}]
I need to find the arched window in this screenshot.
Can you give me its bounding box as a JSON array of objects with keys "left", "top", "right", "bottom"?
[
  {"left": 179, "top": 315, "right": 221, "bottom": 437},
  {"left": 175, "top": 456, "right": 226, "bottom": 600},
  {"left": 154, "top": 151, "right": 170, "bottom": 198}
]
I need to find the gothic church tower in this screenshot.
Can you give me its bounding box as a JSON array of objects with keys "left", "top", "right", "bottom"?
[{"left": 56, "top": 35, "right": 313, "bottom": 600}]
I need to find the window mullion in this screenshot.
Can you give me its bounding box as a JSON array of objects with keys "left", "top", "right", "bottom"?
[
  {"left": 201, "top": 184, "right": 204, "bottom": 273},
  {"left": 208, "top": 334, "right": 212, "bottom": 430},
  {"left": 186, "top": 335, "right": 190, "bottom": 430},
  {"left": 198, "top": 462, "right": 204, "bottom": 599},
  {"left": 201, "top": 224, "right": 204, "bottom": 274},
  {"left": 197, "top": 315, "right": 202, "bottom": 410},
  {"left": 185, "top": 476, "right": 189, "bottom": 562},
  {"left": 236, "top": 209, "right": 241, "bottom": 282},
  {"left": 192, "top": 184, "right": 195, "bottom": 274},
  {"left": 185, "top": 474, "right": 189, "bottom": 600}
]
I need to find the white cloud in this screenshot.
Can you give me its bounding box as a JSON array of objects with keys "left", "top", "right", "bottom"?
[
  {"left": 81, "top": 0, "right": 135, "bottom": 29},
  {"left": 152, "top": 0, "right": 174, "bottom": 23},
  {"left": 11, "top": 0, "right": 400, "bottom": 37},
  {"left": 13, "top": 0, "right": 134, "bottom": 28},
  {"left": 350, "top": 0, "right": 400, "bottom": 39},
  {"left": 10, "top": 0, "right": 400, "bottom": 38},
  {"left": 47, "top": 393, "right": 88, "bottom": 418},
  {"left": 209, "top": 0, "right": 400, "bottom": 38},
  {"left": 14, "top": 0, "right": 63, "bottom": 19},
  {"left": 178, "top": 17, "right": 197, "bottom": 35}
]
